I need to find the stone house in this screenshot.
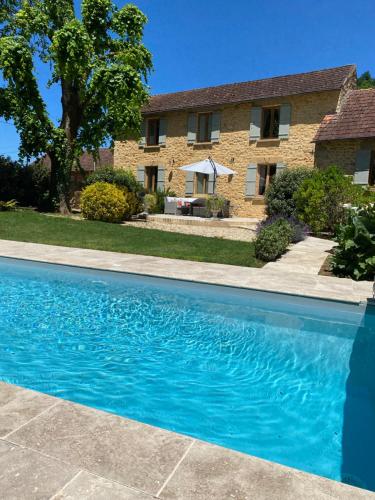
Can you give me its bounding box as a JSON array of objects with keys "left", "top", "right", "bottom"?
[{"left": 114, "top": 65, "right": 365, "bottom": 217}]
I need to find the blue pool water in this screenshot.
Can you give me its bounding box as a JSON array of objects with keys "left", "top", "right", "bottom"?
[{"left": 1, "top": 257, "right": 375, "bottom": 490}]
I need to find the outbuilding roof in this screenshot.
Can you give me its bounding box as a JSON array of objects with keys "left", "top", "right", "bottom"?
[
  {"left": 143, "top": 65, "right": 356, "bottom": 114},
  {"left": 314, "top": 89, "right": 375, "bottom": 142}
]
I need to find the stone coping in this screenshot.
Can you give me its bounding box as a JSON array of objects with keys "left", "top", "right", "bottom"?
[
  {"left": 0, "top": 381, "right": 373, "bottom": 499},
  {"left": 0, "top": 239, "right": 372, "bottom": 304}
]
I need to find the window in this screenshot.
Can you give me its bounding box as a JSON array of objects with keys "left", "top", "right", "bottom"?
[
  {"left": 197, "top": 113, "right": 211, "bottom": 143},
  {"left": 369, "top": 152, "right": 375, "bottom": 186},
  {"left": 146, "top": 118, "right": 160, "bottom": 146},
  {"left": 257, "top": 164, "right": 276, "bottom": 195},
  {"left": 145, "top": 166, "right": 158, "bottom": 192},
  {"left": 261, "top": 107, "right": 280, "bottom": 139},
  {"left": 195, "top": 173, "right": 209, "bottom": 194}
]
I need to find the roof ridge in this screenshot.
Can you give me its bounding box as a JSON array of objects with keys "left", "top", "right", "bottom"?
[{"left": 150, "top": 65, "right": 356, "bottom": 98}]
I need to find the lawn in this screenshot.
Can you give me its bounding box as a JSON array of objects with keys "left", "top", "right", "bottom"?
[{"left": 0, "top": 210, "right": 263, "bottom": 268}]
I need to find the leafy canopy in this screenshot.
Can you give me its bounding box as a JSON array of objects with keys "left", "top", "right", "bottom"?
[
  {"left": 357, "top": 71, "right": 375, "bottom": 89},
  {"left": 0, "top": 0, "right": 151, "bottom": 208}
]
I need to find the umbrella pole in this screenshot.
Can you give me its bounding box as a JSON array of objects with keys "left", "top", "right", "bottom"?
[{"left": 208, "top": 156, "right": 217, "bottom": 195}]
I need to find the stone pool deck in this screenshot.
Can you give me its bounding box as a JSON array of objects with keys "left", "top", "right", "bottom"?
[
  {"left": 0, "top": 238, "right": 372, "bottom": 304},
  {"left": 0, "top": 382, "right": 373, "bottom": 500}
]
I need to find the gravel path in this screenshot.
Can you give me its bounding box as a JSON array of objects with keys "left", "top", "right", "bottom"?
[{"left": 123, "top": 220, "right": 256, "bottom": 242}]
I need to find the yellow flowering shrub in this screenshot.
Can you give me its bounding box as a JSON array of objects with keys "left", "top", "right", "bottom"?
[{"left": 80, "top": 182, "right": 128, "bottom": 223}]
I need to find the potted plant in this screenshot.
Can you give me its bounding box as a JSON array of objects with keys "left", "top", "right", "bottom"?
[{"left": 206, "top": 195, "right": 225, "bottom": 218}]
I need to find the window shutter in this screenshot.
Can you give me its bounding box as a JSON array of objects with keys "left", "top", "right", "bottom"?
[
  {"left": 279, "top": 104, "right": 291, "bottom": 139},
  {"left": 187, "top": 113, "right": 197, "bottom": 144},
  {"left": 354, "top": 150, "right": 371, "bottom": 184},
  {"left": 137, "top": 166, "right": 145, "bottom": 186},
  {"left": 158, "top": 118, "right": 167, "bottom": 146},
  {"left": 207, "top": 174, "right": 215, "bottom": 194},
  {"left": 139, "top": 119, "right": 146, "bottom": 148},
  {"left": 157, "top": 167, "right": 165, "bottom": 191},
  {"left": 185, "top": 171, "right": 194, "bottom": 195},
  {"left": 210, "top": 112, "right": 221, "bottom": 143},
  {"left": 245, "top": 164, "right": 257, "bottom": 196},
  {"left": 249, "top": 107, "right": 262, "bottom": 141},
  {"left": 276, "top": 162, "right": 286, "bottom": 175}
]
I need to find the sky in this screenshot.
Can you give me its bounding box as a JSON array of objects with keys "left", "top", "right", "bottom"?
[{"left": 1, "top": 0, "right": 375, "bottom": 160}]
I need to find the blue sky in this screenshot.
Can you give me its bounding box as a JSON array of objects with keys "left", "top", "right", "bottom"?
[{"left": 1, "top": 0, "right": 375, "bottom": 159}]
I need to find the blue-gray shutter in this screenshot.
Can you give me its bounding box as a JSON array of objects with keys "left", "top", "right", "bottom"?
[
  {"left": 276, "top": 162, "right": 286, "bottom": 175},
  {"left": 139, "top": 119, "right": 146, "bottom": 148},
  {"left": 354, "top": 150, "right": 371, "bottom": 185},
  {"left": 187, "top": 113, "right": 197, "bottom": 144},
  {"left": 137, "top": 166, "right": 145, "bottom": 186},
  {"left": 210, "top": 112, "right": 221, "bottom": 143},
  {"left": 245, "top": 164, "right": 257, "bottom": 196},
  {"left": 207, "top": 174, "right": 215, "bottom": 194},
  {"left": 185, "top": 171, "right": 194, "bottom": 195},
  {"left": 158, "top": 118, "right": 167, "bottom": 146},
  {"left": 157, "top": 167, "right": 165, "bottom": 190},
  {"left": 249, "top": 107, "right": 262, "bottom": 141},
  {"left": 279, "top": 104, "right": 292, "bottom": 139}
]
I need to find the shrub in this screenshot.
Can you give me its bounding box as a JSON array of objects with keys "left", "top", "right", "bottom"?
[
  {"left": 331, "top": 204, "right": 375, "bottom": 281},
  {"left": 144, "top": 188, "right": 177, "bottom": 214},
  {"left": 257, "top": 215, "right": 309, "bottom": 243},
  {"left": 206, "top": 195, "right": 225, "bottom": 216},
  {"left": 0, "top": 199, "right": 17, "bottom": 211},
  {"left": 265, "top": 168, "right": 313, "bottom": 217},
  {"left": 254, "top": 218, "right": 293, "bottom": 261},
  {"left": 123, "top": 188, "right": 143, "bottom": 218},
  {"left": 80, "top": 182, "right": 128, "bottom": 222},
  {"left": 294, "top": 166, "right": 365, "bottom": 234},
  {"left": 86, "top": 166, "right": 142, "bottom": 193},
  {"left": 144, "top": 193, "right": 157, "bottom": 213}
]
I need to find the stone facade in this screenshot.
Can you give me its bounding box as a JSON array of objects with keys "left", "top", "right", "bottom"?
[
  {"left": 115, "top": 90, "right": 344, "bottom": 217},
  {"left": 315, "top": 138, "right": 375, "bottom": 175}
]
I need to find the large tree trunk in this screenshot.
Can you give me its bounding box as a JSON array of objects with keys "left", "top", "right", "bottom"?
[{"left": 50, "top": 78, "right": 81, "bottom": 213}]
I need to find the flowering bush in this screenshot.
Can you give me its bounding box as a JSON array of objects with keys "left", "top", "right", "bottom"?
[
  {"left": 80, "top": 182, "right": 128, "bottom": 223},
  {"left": 255, "top": 218, "right": 293, "bottom": 261},
  {"left": 257, "top": 215, "right": 309, "bottom": 243}
]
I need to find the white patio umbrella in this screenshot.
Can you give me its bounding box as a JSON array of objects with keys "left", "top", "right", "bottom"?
[{"left": 179, "top": 157, "right": 236, "bottom": 194}]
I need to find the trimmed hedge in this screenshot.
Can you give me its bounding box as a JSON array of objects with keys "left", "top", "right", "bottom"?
[
  {"left": 81, "top": 182, "right": 128, "bottom": 223},
  {"left": 254, "top": 219, "right": 293, "bottom": 261}
]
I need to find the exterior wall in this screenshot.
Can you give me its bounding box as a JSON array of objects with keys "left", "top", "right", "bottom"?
[
  {"left": 315, "top": 138, "right": 375, "bottom": 175},
  {"left": 115, "top": 90, "right": 340, "bottom": 217}
]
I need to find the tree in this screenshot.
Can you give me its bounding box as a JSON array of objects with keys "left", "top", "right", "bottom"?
[
  {"left": 357, "top": 71, "right": 375, "bottom": 89},
  {"left": 0, "top": 0, "right": 151, "bottom": 212}
]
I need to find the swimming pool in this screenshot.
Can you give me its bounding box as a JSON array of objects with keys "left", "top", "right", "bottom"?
[{"left": 1, "top": 257, "right": 374, "bottom": 491}]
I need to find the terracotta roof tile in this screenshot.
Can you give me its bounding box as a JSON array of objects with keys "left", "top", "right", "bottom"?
[
  {"left": 314, "top": 89, "right": 375, "bottom": 141},
  {"left": 40, "top": 148, "right": 113, "bottom": 171},
  {"left": 143, "top": 65, "right": 356, "bottom": 114}
]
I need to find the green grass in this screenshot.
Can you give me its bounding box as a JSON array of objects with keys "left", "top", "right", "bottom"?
[{"left": 0, "top": 210, "right": 263, "bottom": 268}]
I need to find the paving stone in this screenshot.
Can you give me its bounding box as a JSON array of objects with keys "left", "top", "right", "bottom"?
[
  {"left": 0, "top": 382, "right": 57, "bottom": 437},
  {"left": 8, "top": 401, "right": 192, "bottom": 496},
  {"left": 54, "top": 471, "right": 155, "bottom": 499},
  {"left": 160, "top": 441, "right": 374, "bottom": 500},
  {"left": 0, "top": 440, "right": 78, "bottom": 500}
]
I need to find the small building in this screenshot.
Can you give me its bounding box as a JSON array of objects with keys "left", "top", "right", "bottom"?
[
  {"left": 314, "top": 89, "right": 375, "bottom": 186},
  {"left": 114, "top": 65, "right": 358, "bottom": 217}
]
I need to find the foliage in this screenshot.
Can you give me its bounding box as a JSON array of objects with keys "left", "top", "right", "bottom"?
[
  {"left": 357, "top": 71, "right": 375, "bottom": 89},
  {"left": 257, "top": 215, "right": 309, "bottom": 243},
  {"left": 144, "top": 188, "right": 177, "bottom": 214},
  {"left": 254, "top": 218, "right": 293, "bottom": 262},
  {"left": 294, "top": 166, "right": 365, "bottom": 234},
  {"left": 123, "top": 187, "right": 143, "bottom": 218},
  {"left": 0, "top": 155, "right": 50, "bottom": 209},
  {"left": 265, "top": 167, "right": 313, "bottom": 217},
  {"left": 206, "top": 195, "right": 225, "bottom": 215},
  {"left": 86, "top": 166, "right": 142, "bottom": 193},
  {"left": 0, "top": 199, "right": 17, "bottom": 211},
  {"left": 80, "top": 182, "right": 127, "bottom": 222},
  {"left": 331, "top": 204, "right": 375, "bottom": 281},
  {"left": 0, "top": 1, "right": 152, "bottom": 212},
  {"left": 0, "top": 210, "right": 264, "bottom": 267}
]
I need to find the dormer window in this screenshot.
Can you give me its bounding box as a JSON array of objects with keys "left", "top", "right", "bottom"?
[
  {"left": 146, "top": 118, "right": 160, "bottom": 146},
  {"left": 261, "top": 107, "right": 280, "bottom": 139}
]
